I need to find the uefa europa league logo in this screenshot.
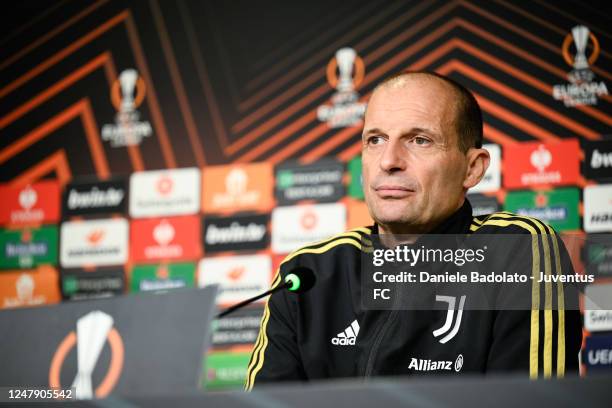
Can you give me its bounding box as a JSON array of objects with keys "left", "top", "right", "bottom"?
[
  {"left": 553, "top": 24, "right": 608, "bottom": 106},
  {"left": 72, "top": 311, "right": 114, "bottom": 399},
  {"left": 561, "top": 24, "right": 601, "bottom": 83},
  {"left": 318, "top": 46, "right": 366, "bottom": 127},
  {"left": 571, "top": 25, "right": 590, "bottom": 70},
  {"left": 335, "top": 48, "right": 357, "bottom": 93},
  {"left": 103, "top": 67, "right": 152, "bottom": 146},
  {"left": 118, "top": 69, "right": 138, "bottom": 112}
]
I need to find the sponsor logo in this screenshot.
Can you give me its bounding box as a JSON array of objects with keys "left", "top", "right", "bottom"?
[
  {"left": 524, "top": 145, "right": 560, "bottom": 185},
  {"left": 131, "top": 262, "right": 196, "bottom": 292},
  {"left": 504, "top": 188, "right": 580, "bottom": 231},
  {"left": 202, "top": 163, "right": 274, "bottom": 214},
  {"left": 0, "top": 226, "right": 58, "bottom": 269},
  {"left": 585, "top": 310, "right": 612, "bottom": 332},
  {"left": 469, "top": 144, "right": 501, "bottom": 193},
  {"left": 212, "top": 307, "right": 264, "bottom": 347},
  {"left": 49, "top": 311, "right": 124, "bottom": 399},
  {"left": 467, "top": 194, "right": 500, "bottom": 217},
  {"left": 130, "top": 168, "right": 200, "bottom": 218},
  {"left": 272, "top": 203, "right": 346, "bottom": 254},
  {"left": 584, "top": 140, "right": 612, "bottom": 182},
  {"left": 0, "top": 266, "right": 60, "bottom": 309},
  {"left": 147, "top": 220, "right": 181, "bottom": 258},
  {"left": 408, "top": 354, "right": 463, "bottom": 372},
  {"left": 582, "top": 335, "right": 612, "bottom": 371},
  {"left": 204, "top": 214, "right": 269, "bottom": 253},
  {"left": 206, "top": 222, "right": 265, "bottom": 245},
  {"left": 61, "top": 268, "right": 125, "bottom": 300},
  {"left": 584, "top": 284, "right": 612, "bottom": 331},
  {"left": 275, "top": 159, "right": 345, "bottom": 204},
  {"left": 317, "top": 47, "right": 367, "bottom": 128},
  {"left": 300, "top": 210, "right": 318, "bottom": 230},
  {"left": 591, "top": 149, "right": 612, "bottom": 168},
  {"left": 503, "top": 140, "right": 580, "bottom": 189},
  {"left": 432, "top": 295, "right": 466, "bottom": 344},
  {"left": 347, "top": 155, "right": 364, "bottom": 199},
  {"left": 60, "top": 219, "right": 128, "bottom": 267},
  {"left": 198, "top": 255, "right": 272, "bottom": 306},
  {"left": 130, "top": 216, "right": 201, "bottom": 263},
  {"left": 63, "top": 179, "right": 127, "bottom": 216},
  {"left": 584, "top": 185, "right": 612, "bottom": 233},
  {"left": 219, "top": 168, "right": 257, "bottom": 207},
  {"left": 586, "top": 237, "right": 612, "bottom": 277},
  {"left": 331, "top": 320, "right": 360, "bottom": 346},
  {"left": 205, "top": 352, "right": 252, "bottom": 389},
  {"left": 553, "top": 25, "right": 608, "bottom": 107},
  {"left": 67, "top": 188, "right": 123, "bottom": 210},
  {"left": 0, "top": 181, "right": 60, "bottom": 226},
  {"left": 101, "top": 68, "right": 153, "bottom": 147},
  {"left": 3, "top": 273, "right": 46, "bottom": 308}
]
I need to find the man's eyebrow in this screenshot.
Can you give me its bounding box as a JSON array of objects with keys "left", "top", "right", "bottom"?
[
  {"left": 362, "top": 127, "right": 385, "bottom": 135},
  {"left": 361, "top": 127, "right": 443, "bottom": 139},
  {"left": 407, "top": 127, "right": 440, "bottom": 137}
]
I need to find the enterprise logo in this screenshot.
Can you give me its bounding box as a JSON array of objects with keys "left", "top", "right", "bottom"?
[{"left": 408, "top": 354, "right": 463, "bottom": 372}]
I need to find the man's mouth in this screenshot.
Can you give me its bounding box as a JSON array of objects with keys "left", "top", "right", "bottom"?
[{"left": 374, "top": 185, "right": 416, "bottom": 198}]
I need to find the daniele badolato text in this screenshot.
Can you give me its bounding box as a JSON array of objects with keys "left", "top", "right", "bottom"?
[{"left": 365, "top": 244, "right": 593, "bottom": 305}]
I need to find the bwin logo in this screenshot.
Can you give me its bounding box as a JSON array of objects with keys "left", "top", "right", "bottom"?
[
  {"left": 331, "top": 320, "right": 359, "bottom": 346},
  {"left": 591, "top": 149, "right": 612, "bottom": 169},
  {"left": 432, "top": 295, "right": 466, "bottom": 344}
]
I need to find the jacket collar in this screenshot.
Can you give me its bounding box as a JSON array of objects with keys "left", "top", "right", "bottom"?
[{"left": 370, "top": 199, "right": 473, "bottom": 237}]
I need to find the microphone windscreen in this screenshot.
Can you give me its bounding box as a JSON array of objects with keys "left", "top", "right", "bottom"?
[{"left": 285, "top": 267, "right": 316, "bottom": 294}]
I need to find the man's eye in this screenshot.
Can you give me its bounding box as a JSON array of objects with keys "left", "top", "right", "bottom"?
[
  {"left": 413, "top": 136, "right": 431, "bottom": 145},
  {"left": 367, "top": 136, "right": 384, "bottom": 145}
]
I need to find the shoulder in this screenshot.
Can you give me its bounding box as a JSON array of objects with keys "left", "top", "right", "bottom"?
[
  {"left": 278, "top": 226, "right": 373, "bottom": 270},
  {"left": 470, "top": 211, "right": 556, "bottom": 235}
]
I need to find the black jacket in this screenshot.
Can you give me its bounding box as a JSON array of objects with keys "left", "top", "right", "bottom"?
[{"left": 245, "top": 201, "right": 583, "bottom": 389}]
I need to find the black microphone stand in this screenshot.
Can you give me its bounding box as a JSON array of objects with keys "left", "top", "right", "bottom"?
[{"left": 216, "top": 281, "right": 290, "bottom": 318}]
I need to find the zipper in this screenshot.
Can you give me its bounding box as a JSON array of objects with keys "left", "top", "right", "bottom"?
[
  {"left": 362, "top": 231, "right": 407, "bottom": 377},
  {"left": 363, "top": 278, "right": 405, "bottom": 377},
  {"left": 363, "top": 309, "right": 399, "bottom": 377}
]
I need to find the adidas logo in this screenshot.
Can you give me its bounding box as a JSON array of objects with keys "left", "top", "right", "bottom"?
[{"left": 331, "top": 320, "right": 359, "bottom": 346}]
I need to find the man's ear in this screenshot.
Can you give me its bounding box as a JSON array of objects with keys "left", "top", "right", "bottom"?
[{"left": 463, "top": 147, "right": 490, "bottom": 189}]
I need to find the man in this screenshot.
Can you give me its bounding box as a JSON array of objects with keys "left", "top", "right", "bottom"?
[{"left": 245, "top": 72, "right": 582, "bottom": 389}]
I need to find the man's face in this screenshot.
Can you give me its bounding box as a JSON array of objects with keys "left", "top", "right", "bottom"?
[{"left": 361, "top": 78, "right": 470, "bottom": 234}]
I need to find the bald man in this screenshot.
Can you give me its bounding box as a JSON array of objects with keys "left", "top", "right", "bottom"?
[{"left": 245, "top": 72, "right": 582, "bottom": 389}]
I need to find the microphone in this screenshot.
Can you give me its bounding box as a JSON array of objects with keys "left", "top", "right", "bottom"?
[{"left": 215, "top": 267, "right": 315, "bottom": 318}]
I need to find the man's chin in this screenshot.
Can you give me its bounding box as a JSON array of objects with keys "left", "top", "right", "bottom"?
[{"left": 372, "top": 213, "right": 420, "bottom": 228}]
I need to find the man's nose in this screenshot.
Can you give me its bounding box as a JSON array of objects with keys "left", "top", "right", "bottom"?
[{"left": 379, "top": 140, "right": 407, "bottom": 172}]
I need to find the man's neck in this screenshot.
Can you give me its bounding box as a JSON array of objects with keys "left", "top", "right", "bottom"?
[{"left": 376, "top": 198, "right": 466, "bottom": 247}]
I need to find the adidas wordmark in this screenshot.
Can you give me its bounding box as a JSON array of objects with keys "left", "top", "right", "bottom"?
[{"left": 331, "top": 320, "right": 359, "bottom": 346}]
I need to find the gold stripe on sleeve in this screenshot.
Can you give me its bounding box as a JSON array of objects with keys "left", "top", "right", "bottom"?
[
  {"left": 482, "top": 217, "right": 542, "bottom": 379},
  {"left": 246, "top": 237, "right": 364, "bottom": 389}
]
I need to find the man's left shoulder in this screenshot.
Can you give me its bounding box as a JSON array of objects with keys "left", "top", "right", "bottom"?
[{"left": 470, "top": 211, "right": 558, "bottom": 235}]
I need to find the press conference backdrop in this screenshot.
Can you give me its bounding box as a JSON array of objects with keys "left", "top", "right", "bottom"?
[{"left": 1, "top": 0, "right": 611, "bottom": 391}]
